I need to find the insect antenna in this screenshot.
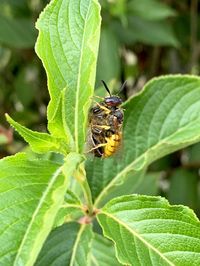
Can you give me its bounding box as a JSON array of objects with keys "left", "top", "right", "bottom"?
[
  {"left": 117, "top": 80, "right": 127, "bottom": 95},
  {"left": 101, "top": 80, "right": 111, "bottom": 96}
]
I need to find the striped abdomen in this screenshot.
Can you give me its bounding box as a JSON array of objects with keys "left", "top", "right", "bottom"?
[{"left": 104, "top": 133, "right": 121, "bottom": 157}]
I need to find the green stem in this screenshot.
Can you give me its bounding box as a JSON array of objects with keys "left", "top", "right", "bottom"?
[
  {"left": 80, "top": 177, "right": 93, "bottom": 216},
  {"left": 75, "top": 163, "right": 93, "bottom": 216}
]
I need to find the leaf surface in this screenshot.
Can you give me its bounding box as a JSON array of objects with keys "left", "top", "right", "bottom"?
[
  {"left": 86, "top": 75, "right": 200, "bottom": 206},
  {"left": 0, "top": 152, "right": 82, "bottom": 265},
  {"left": 97, "top": 195, "right": 200, "bottom": 266},
  {"left": 36, "top": 222, "right": 93, "bottom": 266},
  {"left": 35, "top": 0, "right": 101, "bottom": 153}
]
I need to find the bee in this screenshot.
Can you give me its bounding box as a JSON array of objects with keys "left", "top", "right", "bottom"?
[{"left": 88, "top": 80, "right": 125, "bottom": 158}]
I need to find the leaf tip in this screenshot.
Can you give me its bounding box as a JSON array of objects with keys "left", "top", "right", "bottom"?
[{"left": 5, "top": 113, "right": 13, "bottom": 125}]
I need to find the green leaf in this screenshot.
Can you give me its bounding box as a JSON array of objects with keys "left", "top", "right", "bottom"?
[
  {"left": 0, "top": 152, "right": 82, "bottom": 265},
  {"left": 96, "top": 27, "right": 120, "bottom": 85},
  {"left": 86, "top": 75, "right": 200, "bottom": 206},
  {"left": 35, "top": 0, "right": 101, "bottom": 153},
  {"left": 97, "top": 195, "right": 200, "bottom": 266},
  {"left": 91, "top": 233, "right": 122, "bottom": 265},
  {"left": 128, "top": 0, "right": 176, "bottom": 21},
  {"left": 36, "top": 222, "right": 93, "bottom": 266},
  {"left": 6, "top": 114, "right": 69, "bottom": 154},
  {"left": 0, "top": 14, "right": 36, "bottom": 48}
]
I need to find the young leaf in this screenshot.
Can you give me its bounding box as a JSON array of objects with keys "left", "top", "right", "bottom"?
[
  {"left": 86, "top": 75, "right": 200, "bottom": 206},
  {"left": 91, "top": 233, "right": 122, "bottom": 265},
  {"left": 35, "top": 222, "right": 93, "bottom": 266},
  {"left": 97, "top": 195, "right": 200, "bottom": 266},
  {"left": 35, "top": 0, "right": 101, "bottom": 153},
  {"left": 6, "top": 114, "right": 69, "bottom": 154},
  {"left": 0, "top": 152, "right": 82, "bottom": 266}
]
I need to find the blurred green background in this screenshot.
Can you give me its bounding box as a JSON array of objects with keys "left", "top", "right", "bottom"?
[{"left": 0, "top": 0, "right": 199, "bottom": 216}]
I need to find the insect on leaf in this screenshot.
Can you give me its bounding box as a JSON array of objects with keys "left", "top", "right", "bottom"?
[{"left": 86, "top": 75, "right": 200, "bottom": 206}]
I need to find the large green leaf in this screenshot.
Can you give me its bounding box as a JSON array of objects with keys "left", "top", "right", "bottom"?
[
  {"left": 86, "top": 75, "right": 200, "bottom": 206},
  {"left": 35, "top": 0, "right": 101, "bottom": 153},
  {"left": 91, "top": 233, "right": 122, "bottom": 265},
  {"left": 97, "top": 195, "right": 200, "bottom": 266},
  {"left": 36, "top": 222, "right": 93, "bottom": 266},
  {"left": 0, "top": 152, "right": 82, "bottom": 265}
]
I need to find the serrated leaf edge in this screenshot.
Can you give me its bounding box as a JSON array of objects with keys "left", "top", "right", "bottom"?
[{"left": 123, "top": 74, "right": 200, "bottom": 106}]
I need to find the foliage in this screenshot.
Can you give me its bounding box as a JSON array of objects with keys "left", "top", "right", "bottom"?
[{"left": 0, "top": 0, "right": 200, "bottom": 265}]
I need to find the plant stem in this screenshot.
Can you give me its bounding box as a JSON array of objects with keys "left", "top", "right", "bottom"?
[
  {"left": 75, "top": 162, "right": 93, "bottom": 216},
  {"left": 81, "top": 177, "right": 93, "bottom": 216}
]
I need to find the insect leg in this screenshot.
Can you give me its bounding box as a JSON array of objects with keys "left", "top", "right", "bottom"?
[
  {"left": 93, "top": 101, "right": 111, "bottom": 114},
  {"left": 90, "top": 134, "right": 103, "bottom": 157},
  {"left": 92, "top": 125, "right": 110, "bottom": 130},
  {"left": 86, "top": 142, "right": 107, "bottom": 153}
]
